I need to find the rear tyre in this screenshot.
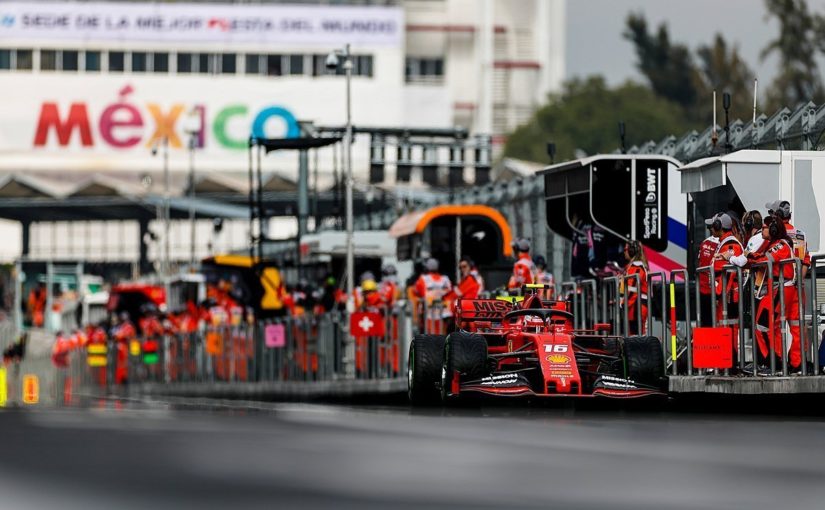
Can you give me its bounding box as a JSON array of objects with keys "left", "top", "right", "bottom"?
[
  {"left": 623, "top": 336, "right": 665, "bottom": 388},
  {"left": 408, "top": 334, "right": 446, "bottom": 405},
  {"left": 440, "top": 331, "right": 488, "bottom": 402}
]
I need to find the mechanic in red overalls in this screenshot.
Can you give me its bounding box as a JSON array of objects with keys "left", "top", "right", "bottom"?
[
  {"left": 622, "top": 240, "right": 648, "bottom": 335},
  {"left": 712, "top": 213, "right": 744, "bottom": 349},
  {"left": 767, "top": 200, "right": 810, "bottom": 372},
  {"left": 414, "top": 258, "right": 453, "bottom": 334},
  {"left": 51, "top": 331, "right": 72, "bottom": 369},
  {"left": 378, "top": 266, "right": 401, "bottom": 373},
  {"left": 508, "top": 238, "right": 535, "bottom": 290},
  {"left": 355, "top": 279, "right": 385, "bottom": 310},
  {"left": 84, "top": 322, "right": 108, "bottom": 386},
  {"left": 448, "top": 256, "right": 484, "bottom": 301},
  {"left": 749, "top": 215, "right": 795, "bottom": 368},
  {"left": 697, "top": 214, "right": 722, "bottom": 327},
  {"left": 379, "top": 265, "right": 400, "bottom": 308},
  {"left": 28, "top": 283, "right": 47, "bottom": 328},
  {"left": 354, "top": 278, "right": 385, "bottom": 375},
  {"left": 111, "top": 312, "right": 136, "bottom": 384}
]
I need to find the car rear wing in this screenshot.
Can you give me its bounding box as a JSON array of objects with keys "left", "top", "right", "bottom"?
[{"left": 455, "top": 298, "right": 515, "bottom": 322}]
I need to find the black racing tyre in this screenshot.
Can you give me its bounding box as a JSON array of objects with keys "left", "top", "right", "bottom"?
[
  {"left": 441, "top": 331, "right": 488, "bottom": 401},
  {"left": 408, "top": 334, "right": 446, "bottom": 405},
  {"left": 623, "top": 336, "right": 665, "bottom": 388}
]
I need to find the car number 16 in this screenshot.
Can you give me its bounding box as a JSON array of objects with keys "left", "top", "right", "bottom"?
[{"left": 543, "top": 344, "right": 569, "bottom": 353}]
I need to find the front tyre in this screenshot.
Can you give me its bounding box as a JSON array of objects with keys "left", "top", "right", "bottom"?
[
  {"left": 440, "top": 331, "right": 488, "bottom": 402},
  {"left": 408, "top": 334, "right": 446, "bottom": 405},
  {"left": 623, "top": 336, "right": 665, "bottom": 389}
]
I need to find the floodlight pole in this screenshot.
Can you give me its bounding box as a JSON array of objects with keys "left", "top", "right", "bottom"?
[
  {"left": 163, "top": 135, "right": 171, "bottom": 280},
  {"left": 344, "top": 44, "right": 354, "bottom": 317},
  {"left": 151, "top": 135, "right": 171, "bottom": 280},
  {"left": 188, "top": 134, "right": 196, "bottom": 267}
]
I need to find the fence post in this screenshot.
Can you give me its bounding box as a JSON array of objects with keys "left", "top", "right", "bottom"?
[
  {"left": 561, "top": 281, "right": 577, "bottom": 328},
  {"left": 779, "top": 260, "right": 789, "bottom": 376},
  {"left": 400, "top": 302, "right": 412, "bottom": 381},
  {"left": 620, "top": 273, "right": 642, "bottom": 336},
  {"left": 647, "top": 272, "right": 666, "bottom": 368},
  {"left": 581, "top": 279, "right": 598, "bottom": 329},
  {"left": 795, "top": 258, "right": 807, "bottom": 376},
  {"left": 811, "top": 256, "right": 821, "bottom": 375},
  {"left": 748, "top": 262, "right": 759, "bottom": 376},
  {"left": 735, "top": 265, "right": 745, "bottom": 374},
  {"left": 670, "top": 269, "right": 692, "bottom": 375},
  {"left": 600, "top": 276, "right": 620, "bottom": 336},
  {"left": 767, "top": 258, "right": 776, "bottom": 375}
]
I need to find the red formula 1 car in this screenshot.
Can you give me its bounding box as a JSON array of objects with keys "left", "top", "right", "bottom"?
[{"left": 407, "top": 287, "right": 666, "bottom": 404}]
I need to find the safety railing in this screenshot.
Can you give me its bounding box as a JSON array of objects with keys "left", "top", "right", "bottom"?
[
  {"left": 39, "top": 257, "right": 825, "bottom": 404},
  {"left": 52, "top": 304, "right": 409, "bottom": 395},
  {"left": 668, "top": 269, "right": 692, "bottom": 375},
  {"left": 576, "top": 279, "right": 599, "bottom": 330},
  {"left": 622, "top": 272, "right": 644, "bottom": 336},
  {"left": 601, "top": 276, "right": 621, "bottom": 334},
  {"left": 567, "top": 255, "right": 822, "bottom": 379},
  {"left": 417, "top": 300, "right": 450, "bottom": 336},
  {"left": 559, "top": 281, "right": 579, "bottom": 327},
  {"left": 647, "top": 271, "right": 668, "bottom": 361}
]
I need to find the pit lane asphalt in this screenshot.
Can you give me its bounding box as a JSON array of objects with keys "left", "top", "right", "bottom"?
[{"left": 1, "top": 399, "right": 824, "bottom": 510}]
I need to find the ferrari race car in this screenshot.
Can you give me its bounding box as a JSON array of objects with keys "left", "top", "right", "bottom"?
[{"left": 408, "top": 287, "right": 666, "bottom": 404}]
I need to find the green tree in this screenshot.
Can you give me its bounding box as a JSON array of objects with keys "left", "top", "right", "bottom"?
[
  {"left": 762, "top": 0, "right": 824, "bottom": 108},
  {"left": 503, "top": 76, "right": 699, "bottom": 163},
  {"left": 625, "top": 15, "right": 757, "bottom": 123},
  {"left": 623, "top": 14, "right": 700, "bottom": 113},
  {"left": 696, "top": 35, "right": 756, "bottom": 122}
]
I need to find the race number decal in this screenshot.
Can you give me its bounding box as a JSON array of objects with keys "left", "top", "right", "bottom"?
[{"left": 543, "top": 344, "right": 569, "bottom": 353}]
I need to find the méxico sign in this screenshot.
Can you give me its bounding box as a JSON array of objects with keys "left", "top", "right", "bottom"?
[
  {"left": 0, "top": 1, "right": 403, "bottom": 46},
  {"left": 33, "top": 83, "right": 300, "bottom": 152},
  {"left": 0, "top": 73, "right": 443, "bottom": 173}
]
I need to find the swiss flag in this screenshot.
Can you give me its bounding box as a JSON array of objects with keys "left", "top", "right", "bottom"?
[{"left": 350, "top": 312, "right": 385, "bottom": 338}]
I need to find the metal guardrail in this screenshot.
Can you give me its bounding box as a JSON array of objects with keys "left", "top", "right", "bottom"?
[
  {"left": 418, "top": 300, "right": 450, "bottom": 336},
  {"left": 621, "top": 272, "right": 643, "bottom": 336},
  {"left": 42, "top": 304, "right": 411, "bottom": 400},
  {"left": 584, "top": 256, "right": 821, "bottom": 378},
  {"left": 668, "top": 269, "right": 692, "bottom": 375},
  {"left": 29, "top": 256, "right": 825, "bottom": 405}
]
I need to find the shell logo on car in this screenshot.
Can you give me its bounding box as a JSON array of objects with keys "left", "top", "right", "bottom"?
[{"left": 546, "top": 354, "right": 571, "bottom": 364}]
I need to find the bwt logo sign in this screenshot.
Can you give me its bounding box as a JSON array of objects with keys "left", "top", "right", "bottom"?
[{"left": 0, "top": 15, "right": 15, "bottom": 27}]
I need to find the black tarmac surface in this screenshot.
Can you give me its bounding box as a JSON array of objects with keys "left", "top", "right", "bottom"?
[{"left": 1, "top": 399, "right": 825, "bottom": 509}]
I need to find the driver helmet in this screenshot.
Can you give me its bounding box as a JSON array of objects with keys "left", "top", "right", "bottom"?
[{"left": 523, "top": 314, "right": 545, "bottom": 333}]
